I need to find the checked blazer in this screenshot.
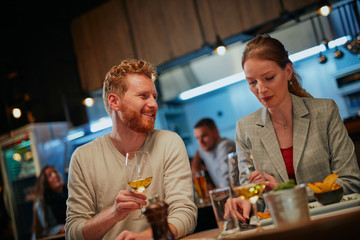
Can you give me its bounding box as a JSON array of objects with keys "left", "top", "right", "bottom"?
[{"left": 235, "top": 94, "right": 360, "bottom": 195}]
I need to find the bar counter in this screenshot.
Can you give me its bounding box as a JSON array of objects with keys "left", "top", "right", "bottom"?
[{"left": 182, "top": 206, "right": 360, "bottom": 240}]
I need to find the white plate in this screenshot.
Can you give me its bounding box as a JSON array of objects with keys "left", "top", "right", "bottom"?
[
  {"left": 308, "top": 193, "right": 360, "bottom": 215},
  {"left": 259, "top": 193, "right": 360, "bottom": 226}
]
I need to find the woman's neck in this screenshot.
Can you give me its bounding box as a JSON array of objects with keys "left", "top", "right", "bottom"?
[{"left": 268, "top": 94, "right": 293, "bottom": 123}]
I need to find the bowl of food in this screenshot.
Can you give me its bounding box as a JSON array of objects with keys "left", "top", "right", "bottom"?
[
  {"left": 308, "top": 173, "right": 344, "bottom": 205},
  {"left": 314, "top": 186, "right": 344, "bottom": 205}
]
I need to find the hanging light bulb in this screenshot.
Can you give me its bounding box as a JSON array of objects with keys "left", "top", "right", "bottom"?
[
  {"left": 214, "top": 35, "right": 227, "bottom": 56},
  {"left": 333, "top": 47, "right": 344, "bottom": 59},
  {"left": 82, "top": 97, "right": 95, "bottom": 107},
  {"left": 318, "top": 53, "right": 328, "bottom": 64},
  {"left": 321, "top": 39, "right": 329, "bottom": 49},
  {"left": 333, "top": 39, "right": 344, "bottom": 59},
  {"left": 317, "top": 0, "right": 332, "bottom": 16},
  {"left": 12, "top": 108, "right": 22, "bottom": 119}
]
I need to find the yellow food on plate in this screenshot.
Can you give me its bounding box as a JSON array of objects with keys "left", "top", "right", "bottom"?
[
  {"left": 257, "top": 209, "right": 271, "bottom": 219},
  {"left": 313, "top": 182, "right": 323, "bottom": 188},
  {"left": 307, "top": 173, "right": 341, "bottom": 193},
  {"left": 307, "top": 183, "right": 322, "bottom": 193},
  {"left": 322, "top": 173, "right": 338, "bottom": 191}
]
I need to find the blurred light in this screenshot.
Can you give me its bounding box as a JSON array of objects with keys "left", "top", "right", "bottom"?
[
  {"left": 24, "top": 151, "right": 33, "bottom": 161},
  {"left": 214, "top": 35, "right": 227, "bottom": 56},
  {"left": 215, "top": 45, "right": 227, "bottom": 56},
  {"left": 66, "top": 130, "right": 85, "bottom": 141},
  {"left": 179, "top": 72, "right": 245, "bottom": 100},
  {"left": 7, "top": 72, "right": 18, "bottom": 79},
  {"left": 318, "top": 54, "right": 328, "bottom": 64},
  {"left": 328, "top": 36, "right": 349, "bottom": 48},
  {"left": 333, "top": 48, "right": 344, "bottom": 59},
  {"left": 13, "top": 153, "right": 22, "bottom": 162},
  {"left": 289, "top": 45, "right": 323, "bottom": 62},
  {"left": 318, "top": 5, "right": 332, "bottom": 16},
  {"left": 12, "top": 108, "right": 21, "bottom": 118},
  {"left": 90, "top": 117, "right": 112, "bottom": 133},
  {"left": 179, "top": 36, "right": 348, "bottom": 101},
  {"left": 83, "top": 97, "right": 95, "bottom": 107}
]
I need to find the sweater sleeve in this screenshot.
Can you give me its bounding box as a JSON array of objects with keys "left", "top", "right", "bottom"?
[
  {"left": 65, "top": 149, "right": 91, "bottom": 240},
  {"left": 162, "top": 133, "right": 197, "bottom": 237}
]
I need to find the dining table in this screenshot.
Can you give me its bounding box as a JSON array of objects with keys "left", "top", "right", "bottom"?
[
  {"left": 37, "top": 232, "right": 65, "bottom": 240},
  {"left": 182, "top": 193, "right": 360, "bottom": 240}
]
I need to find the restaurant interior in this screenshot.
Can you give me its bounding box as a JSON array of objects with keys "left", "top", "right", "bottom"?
[{"left": 0, "top": 0, "right": 360, "bottom": 239}]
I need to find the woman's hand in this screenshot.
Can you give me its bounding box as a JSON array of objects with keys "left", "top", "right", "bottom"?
[
  {"left": 224, "top": 198, "right": 251, "bottom": 222},
  {"left": 249, "top": 170, "right": 279, "bottom": 191},
  {"left": 263, "top": 172, "right": 279, "bottom": 191}
]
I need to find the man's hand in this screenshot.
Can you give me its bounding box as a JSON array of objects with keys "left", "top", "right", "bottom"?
[
  {"left": 82, "top": 190, "right": 147, "bottom": 240},
  {"left": 112, "top": 190, "right": 147, "bottom": 221},
  {"left": 115, "top": 229, "right": 152, "bottom": 240}
]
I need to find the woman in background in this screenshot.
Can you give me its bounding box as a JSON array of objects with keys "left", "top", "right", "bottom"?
[
  {"left": 233, "top": 34, "right": 360, "bottom": 221},
  {"left": 32, "top": 165, "right": 67, "bottom": 239}
]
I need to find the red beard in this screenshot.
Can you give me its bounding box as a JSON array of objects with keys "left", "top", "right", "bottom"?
[{"left": 119, "top": 103, "right": 156, "bottom": 133}]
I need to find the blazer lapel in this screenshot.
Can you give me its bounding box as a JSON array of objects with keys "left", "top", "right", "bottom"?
[
  {"left": 291, "top": 94, "right": 310, "bottom": 173},
  {"left": 258, "top": 108, "right": 289, "bottom": 182}
]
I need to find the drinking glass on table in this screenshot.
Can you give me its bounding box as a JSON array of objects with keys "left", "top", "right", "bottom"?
[
  {"left": 193, "top": 170, "right": 210, "bottom": 206},
  {"left": 227, "top": 151, "right": 266, "bottom": 231},
  {"left": 126, "top": 150, "right": 153, "bottom": 219},
  {"left": 209, "top": 187, "right": 242, "bottom": 239}
]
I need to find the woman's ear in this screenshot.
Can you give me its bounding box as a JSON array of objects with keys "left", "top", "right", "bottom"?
[
  {"left": 108, "top": 93, "right": 121, "bottom": 111},
  {"left": 285, "top": 62, "right": 293, "bottom": 79}
]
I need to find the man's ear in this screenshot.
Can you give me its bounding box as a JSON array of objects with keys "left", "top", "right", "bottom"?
[{"left": 108, "top": 93, "right": 121, "bottom": 111}]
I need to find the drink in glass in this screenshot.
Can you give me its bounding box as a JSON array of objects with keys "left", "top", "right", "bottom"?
[
  {"left": 126, "top": 150, "right": 153, "bottom": 219},
  {"left": 193, "top": 170, "right": 209, "bottom": 206},
  {"left": 228, "top": 152, "right": 265, "bottom": 231}
]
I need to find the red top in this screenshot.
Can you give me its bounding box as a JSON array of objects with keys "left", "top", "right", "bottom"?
[{"left": 281, "top": 146, "right": 295, "bottom": 181}]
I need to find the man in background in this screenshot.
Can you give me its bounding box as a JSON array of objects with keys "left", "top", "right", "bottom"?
[
  {"left": 191, "top": 118, "right": 236, "bottom": 188},
  {"left": 65, "top": 59, "right": 197, "bottom": 240}
]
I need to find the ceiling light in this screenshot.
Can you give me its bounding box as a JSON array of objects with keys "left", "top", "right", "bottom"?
[
  {"left": 12, "top": 108, "right": 22, "bottom": 119},
  {"left": 318, "top": 53, "right": 328, "bottom": 64},
  {"left": 179, "top": 36, "right": 347, "bottom": 101},
  {"left": 317, "top": 0, "right": 332, "bottom": 16},
  {"left": 82, "top": 97, "right": 95, "bottom": 107},
  {"left": 214, "top": 35, "right": 227, "bottom": 56},
  {"left": 90, "top": 117, "right": 112, "bottom": 133},
  {"left": 13, "top": 153, "right": 22, "bottom": 162},
  {"left": 333, "top": 47, "right": 344, "bottom": 59}
]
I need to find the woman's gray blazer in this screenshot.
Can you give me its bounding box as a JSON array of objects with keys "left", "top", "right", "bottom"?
[{"left": 235, "top": 94, "right": 360, "bottom": 195}]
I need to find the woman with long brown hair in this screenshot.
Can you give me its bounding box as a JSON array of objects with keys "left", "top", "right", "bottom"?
[{"left": 31, "top": 166, "right": 67, "bottom": 239}]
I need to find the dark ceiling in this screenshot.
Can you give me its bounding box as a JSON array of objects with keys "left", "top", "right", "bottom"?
[{"left": 0, "top": 0, "right": 109, "bottom": 136}]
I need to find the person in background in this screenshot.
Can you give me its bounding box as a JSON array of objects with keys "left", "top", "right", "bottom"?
[
  {"left": 233, "top": 34, "right": 360, "bottom": 221},
  {"left": 0, "top": 180, "right": 13, "bottom": 240},
  {"left": 191, "top": 118, "right": 236, "bottom": 188},
  {"left": 32, "top": 165, "right": 67, "bottom": 239},
  {"left": 65, "top": 59, "right": 197, "bottom": 240}
]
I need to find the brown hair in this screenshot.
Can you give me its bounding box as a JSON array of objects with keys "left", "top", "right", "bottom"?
[
  {"left": 102, "top": 59, "right": 158, "bottom": 114},
  {"left": 31, "top": 166, "right": 60, "bottom": 238},
  {"left": 242, "top": 34, "right": 312, "bottom": 98},
  {"left": 194, "top": 118, "right": 217, "bottom": 130}
]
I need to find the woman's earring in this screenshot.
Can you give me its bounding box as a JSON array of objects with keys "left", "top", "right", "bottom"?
[{"left": 289, "top": 79, "right": 292, "bottom": 86}]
